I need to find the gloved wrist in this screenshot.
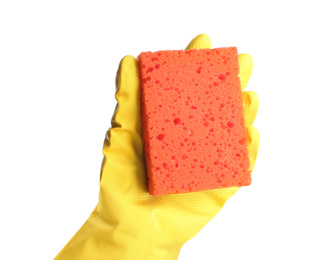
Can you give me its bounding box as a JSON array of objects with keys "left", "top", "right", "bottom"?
[
  {"left": 55, "top": 208, "right": 183, "bottom": 260},
  {"left": 108, "top": 229, "right": 182, "bottom": 260}
]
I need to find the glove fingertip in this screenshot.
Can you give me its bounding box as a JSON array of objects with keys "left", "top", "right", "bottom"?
[{"left": 185, "top": 34, "right": 211, "bottom": 50}]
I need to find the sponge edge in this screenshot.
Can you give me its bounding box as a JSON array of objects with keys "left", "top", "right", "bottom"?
[{"left": 138, "top": 48, "right": 251, "bottom": 196}]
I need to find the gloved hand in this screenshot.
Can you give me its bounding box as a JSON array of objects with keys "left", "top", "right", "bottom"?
[{"left": 54, "top": 34, "right": 259, "bottom": 260}]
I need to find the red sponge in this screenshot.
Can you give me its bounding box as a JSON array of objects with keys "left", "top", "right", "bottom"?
[{"left": 138, "top": 47, "right": 251, "bottom": 196}]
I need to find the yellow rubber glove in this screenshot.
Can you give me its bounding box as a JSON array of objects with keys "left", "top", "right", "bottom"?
[{"left": 54, "top": 34, "right": 259, "bottom": 260}]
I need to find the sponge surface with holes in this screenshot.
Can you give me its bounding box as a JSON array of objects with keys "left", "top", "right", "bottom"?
[{"left": 138, "top": 47, "right": 251, "bottom": 196}]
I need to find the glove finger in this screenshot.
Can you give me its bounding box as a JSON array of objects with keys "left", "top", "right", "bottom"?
[
  {"left": 112, "top": 55, "right": 141, "bottom": 134},
  {"left": 243, "top": 91, "right": 259, "bottom": 127},
  {"left": 100, "top": 56, "right": 146, "bottom": 200},
  {"left": 185, "top": 34, "right": 211, "bottom": 50},
  {"left": 246, "top": 126, "right": 260, "bottom": 172},
  {"left": 239, "top": 54, "right": 253, "bottom": 91}
]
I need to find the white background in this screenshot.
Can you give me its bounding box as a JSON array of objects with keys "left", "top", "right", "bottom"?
[{"left": 1, "top": 1, "right": 325, "bottom": 259}]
